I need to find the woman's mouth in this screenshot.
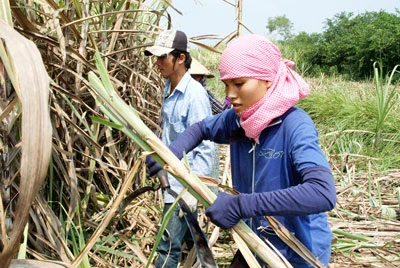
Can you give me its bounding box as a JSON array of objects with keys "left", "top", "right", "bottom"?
[{"left": 231, "top": 103, "right": 241, "bottom": 112}]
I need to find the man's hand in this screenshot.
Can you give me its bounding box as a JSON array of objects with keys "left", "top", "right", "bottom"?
[
  {"left": 156, "top": 169, "right": 170, "bottom": 188},
  {"left": 183, "top": 191, "right": 198, "bottom": 211}
]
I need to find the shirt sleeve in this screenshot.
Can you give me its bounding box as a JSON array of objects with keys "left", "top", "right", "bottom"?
[
  {"left": 240, "top": 114, "right": 336, "bottom": 216},
  {"left": 207, "top": 90, "right": 226, "bottom": 115},
  {"left": 186, "top": 82, "right": 216, "bottom": 177},
  {"left": 289, "top": 119, "right": 331, "bottom": 171},
  {"left": 237, "top": 165, "right": 336, "bottom": 217}
]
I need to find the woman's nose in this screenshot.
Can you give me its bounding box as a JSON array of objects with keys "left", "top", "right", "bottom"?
[{"left": 225, "top": 87, "right": 236, "bottom": 101}]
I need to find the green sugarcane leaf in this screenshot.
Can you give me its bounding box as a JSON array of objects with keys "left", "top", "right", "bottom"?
[{"left": 90, "top": 115, "right": 124, "bottom": 130}]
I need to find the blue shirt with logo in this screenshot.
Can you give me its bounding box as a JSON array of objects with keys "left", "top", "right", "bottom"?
[{"left": 200, "top": 107, "right": 336, "bottom": 266}]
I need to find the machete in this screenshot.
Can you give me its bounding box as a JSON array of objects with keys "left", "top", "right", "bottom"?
[{"left": 118, "top": 170, "right": 217, "bottom": 267}]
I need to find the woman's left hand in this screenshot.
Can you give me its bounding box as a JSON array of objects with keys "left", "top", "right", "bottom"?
[{"left": 205, "top": 192, "right": 243, "bottom": 229}]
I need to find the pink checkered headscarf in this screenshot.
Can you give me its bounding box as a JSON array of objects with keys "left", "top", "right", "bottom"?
[{"left": 219, "top": 34, "right": 310, "bottom": 143}]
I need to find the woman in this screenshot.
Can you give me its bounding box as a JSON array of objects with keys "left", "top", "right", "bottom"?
[{"left": 147, "top": 34, "right": 336, "bottom": 267}]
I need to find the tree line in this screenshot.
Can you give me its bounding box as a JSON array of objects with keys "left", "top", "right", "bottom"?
[{"left": 268, "top": 10, "right": 400, "bottom": 80}]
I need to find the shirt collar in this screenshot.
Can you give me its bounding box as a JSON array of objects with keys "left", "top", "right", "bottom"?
[{"left": 164, "top": 71, "right": 191, "bottom": 97}]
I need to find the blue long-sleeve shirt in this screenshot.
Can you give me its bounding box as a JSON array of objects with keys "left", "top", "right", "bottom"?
[
  {"left": 168, "top": 107, "right": 336, "bottom": 266},
  {"left": 161, "top": 72, "right": 215, "bottom": 203}
]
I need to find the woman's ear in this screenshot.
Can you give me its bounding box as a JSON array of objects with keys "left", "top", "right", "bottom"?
[{"left": 266, "top": 81, "right": 272, "bottom": 88}]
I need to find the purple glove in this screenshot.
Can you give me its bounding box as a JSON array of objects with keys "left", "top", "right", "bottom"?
[
  {"left": 145, "top": 156, "right": 162, "bottom": 178},
  {"left": 205, "top": 192, "right": 244, "bottom": 229}
]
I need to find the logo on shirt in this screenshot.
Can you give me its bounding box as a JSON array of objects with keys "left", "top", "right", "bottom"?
[{"left": 259, "top": 148, "right": 284, "bottom": 159}]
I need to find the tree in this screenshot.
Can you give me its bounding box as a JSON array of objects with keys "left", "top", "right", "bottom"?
[
  {"left": 266, "top": 15, "right": 294, "bottom": 42},
  {"left": 318, "top": 10, "right": 400, "bottom": 79},
  {"left": 280, "top": 10, "right": 400, "bottom": 79},
  {"left": 285, "top": 32, "right": 323, "bottom": 76}
]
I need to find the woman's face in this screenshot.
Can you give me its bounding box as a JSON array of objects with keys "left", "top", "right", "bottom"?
[{"left": 223, "top": 78, "right": 271, "bottom": 113}]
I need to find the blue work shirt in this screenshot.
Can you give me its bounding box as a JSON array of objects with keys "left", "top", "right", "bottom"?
[
  {"left": 161, "top": 72, "right": 215, "bottom": 203},
  {"left": 201, "top": 107, "right": 335, "bottom": 266}
]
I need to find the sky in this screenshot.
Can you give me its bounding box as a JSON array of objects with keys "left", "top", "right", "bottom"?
[{"left": 166, "top": 0, "right": 398, "bottom": 42}]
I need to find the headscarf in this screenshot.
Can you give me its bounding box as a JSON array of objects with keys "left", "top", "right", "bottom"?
[{"left": 218, "top": 34, "right": 310, "bottom": 143}]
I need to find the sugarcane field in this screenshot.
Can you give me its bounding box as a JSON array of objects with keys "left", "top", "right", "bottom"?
[{"left": 0, "top": 1, "right": 399, "bottom": 267}]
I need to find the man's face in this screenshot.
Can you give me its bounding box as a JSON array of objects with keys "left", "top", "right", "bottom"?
[
  {"left": 155, "top": 53, "right": 176, "bottom": 79},
  {"left": 191, "top": 74, "right": 203, "bottom": 82}
]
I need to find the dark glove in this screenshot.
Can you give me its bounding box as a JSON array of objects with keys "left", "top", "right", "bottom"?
[
  {"left": 205, "top": 192, "right": 244, "bottom": 229},
  {"left": 145, "top": 156, "right": 162, "bottom": 178},
  {"left": 144, "top": 121, "right": 204, "bottom": 178}
]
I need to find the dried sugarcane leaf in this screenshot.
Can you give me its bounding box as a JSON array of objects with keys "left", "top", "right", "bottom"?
[
  {"left": 10, "top": 259, "right": 73, "bottom": 268},
  {"left": 0, "top": 20, "right": 52, "bottom": 267},
  {"left": 0, "top": 0, "right": 12, "bottom": 30},
  {"left": 71, "top": 152, "right": 141, "bottom": 266},
  {"left": 34, "top": 194, "right": 75, "bottom": 263},
  {"left": 231, "top": 230, "right": 261, "bottom": 268},
  {"left": 118, "top": 234, "right": 150, "bottom": 265},
  {"left": 265, "top": 216, "right": 325, "bottom": 268},
  {"left": 189, "top": 39, "right": 223, "bottom": 54}
]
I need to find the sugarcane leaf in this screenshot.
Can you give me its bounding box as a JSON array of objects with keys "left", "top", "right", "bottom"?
[
  {"left": 146, "top": 195, "right": 181, "bottom": 268},
  {"left": 0, "top": 20, "right": 52, "bottom": 267},
  {"left": 90, "top": 115, "right": 124, "bottom": 130},
  {"left": 265, "top": 216, "right": 325, "bottom": 268}
]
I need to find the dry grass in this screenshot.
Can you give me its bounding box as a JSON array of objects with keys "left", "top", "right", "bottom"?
[
  {"left": 328, "top": 170, "right": 400, "bottom": 267},
  {"left": 115, "top": 144, "right": 400, "bottom": 267}
]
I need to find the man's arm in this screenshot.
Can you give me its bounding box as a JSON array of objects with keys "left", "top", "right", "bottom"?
[{"left": 207, "top": 90, "right": 227, "bottom": 115}]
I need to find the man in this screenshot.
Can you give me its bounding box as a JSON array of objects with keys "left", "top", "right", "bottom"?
[
  {"left": 189, "top": 58, "right": 230, "bottom": 187},
  {"left": 144, "top": 29, "right": 216, "bottom": 268}
]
